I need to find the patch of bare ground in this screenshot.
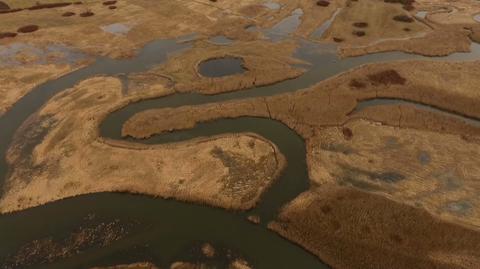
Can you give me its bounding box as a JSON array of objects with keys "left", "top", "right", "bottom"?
[
  {"left": 269, "top": 185, "right": 480, "bottom": 269},
  {"left": 0, "top": 77, "right": 285, "bottom": 213}
]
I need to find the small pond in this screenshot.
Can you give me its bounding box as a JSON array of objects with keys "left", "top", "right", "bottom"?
[{"left": 198, "top": 57, "right": 246, "bottom": 77}]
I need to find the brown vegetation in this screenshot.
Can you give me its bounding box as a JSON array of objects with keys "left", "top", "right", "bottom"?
[
  {"left": 79, "top": 11, "right": 94, "bottom": 17},
  {"left": 0, "top": 8, "right": 22, "bottom": 14},
  {"left": 0, "top": 32, "right": 17, "bottom": 39},
  {"left": 103, "top": 0, "right": 117, "bottom": 5},
  {"left": 2, "top": 218, "right": 136, "bottom": 269},
  {"left": 27, "top": 2, "right": 71, "bottom": 10},
  {"left": 270, "top": 186, "right": 480, "bottom": 269},
  {"left": 62, "top": 11, "right": 75, "bottom": 17},
  {"left": 367, "top": 69, "right": 406, "bottom": 85},
  {"left": 384, "top": 0, "right": 415, "bottom": 10},
  {"left": 17, "top": 25, "right": 39, "bottom": 33},
  {"left": 109, "top": 6, "right": 116, "bottom": 10},
  {"left": 348, "top": 79, "right": 366, "bottom": 88},
  {"left": 352, "top": 30, "right": 366, "bottom": 36},
  {"left": 316, "top": 0, "right": 330, "bottom": 7},
  {"left": 91, "top": 263, "right": 159, "bottom": 269},
  {"left": 0, "top": 1, "right": 9, "bottom": 10},
  {"left": 333, "top": 37, "right": 344, "bottom": 42},
  {"left": 341, "top": 127, "right": 353, "bottom": 140},
  {"left": 353, "top": 22, "right": 368, "bottom": 28},
  {"left": 393, "top": 14, "right": 414, "bottom": 22}
]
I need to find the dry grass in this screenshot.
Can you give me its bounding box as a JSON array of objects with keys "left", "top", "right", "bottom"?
[
  {"left": 0, "top": 77, "right": 285, "bottom": 213},
  {"left": 270, "top": 186, "right": 480, "bottom": 269},
  {"left": 367, "top": 69, "right": 406, "bottom": 85}
]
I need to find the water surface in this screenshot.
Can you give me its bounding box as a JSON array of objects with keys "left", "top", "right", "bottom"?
[{"left": 198, "top": 57, "right": 246, "bottom": 77}]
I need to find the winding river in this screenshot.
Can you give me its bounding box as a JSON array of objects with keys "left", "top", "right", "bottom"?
[{"left": 1, "top": 29, "right": 480, "bottom": 268}]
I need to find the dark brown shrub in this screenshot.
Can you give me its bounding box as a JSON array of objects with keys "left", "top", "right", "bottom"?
[
  {"left": 393, "top": 14, "right": 414, "bottom": 22},
  {"left": 403, "top": 27, "right": 411, "bottom": 32},
  {"left": 384, "top": 0, "right": 415, "bottom": 10},
  {"left": 353, "top": 22, "right": 368, "bottom": 28},
  {"left": 333, "top": 37, "right": 344, "bottom": 42},
  {"left": 349, "top": 79, "right": 366, "bottom": 89},
  {"left": 0, "top": 32, "right": 17, "bottom": 39},
  {"left": 17, "top": 25, "right": 39, "bottom": 33},
  {"left": 352, "top": 30, "right": 366, "bottom": 37},
  {"left": 0, "top": 8, "right": 23, "bottom": 14},
  {"left": 0, "top": 1, "right": 10, "bottom": 10},
  {"left": 367, "top": 69, "right": 406, "bottom": 85},
  {"left": 73, "top": 1, "right": 83, "bottom": 4},
  {"left": 102, "top": 0, "right": 117, "bottom": 5},
  {"left": 342, "top": 127, "right": 353, "bottom": 140},
  {"left": 317, "top": 0, "right": 330, "bottom": 6},
  {"left": 403, "top": 4, "right": 414, "bottom": 10},
  {"left": 109, "top": 6, "right": 117, "bottom": 9},
  {"left": 62, "top": 11, "right": 75, "bottom": 16},
  {"left": 28, "top": 3, "right": 71, "bottom": 10},
  {"left": 79, "top": 11, "right": 94, "bottom": 17}
]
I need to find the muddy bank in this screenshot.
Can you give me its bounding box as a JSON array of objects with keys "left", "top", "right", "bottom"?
[{"left": 269, "top": 185, "right": 480, "bottom": 269}]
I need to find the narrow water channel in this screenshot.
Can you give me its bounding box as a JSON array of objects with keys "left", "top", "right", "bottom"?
[{"left": 1, "top": 29, "right": 480, "bottom": 268}]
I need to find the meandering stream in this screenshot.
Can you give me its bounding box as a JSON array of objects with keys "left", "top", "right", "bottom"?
[{"left": 1, "top": 23, "right": 480, "bottom": 268}]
